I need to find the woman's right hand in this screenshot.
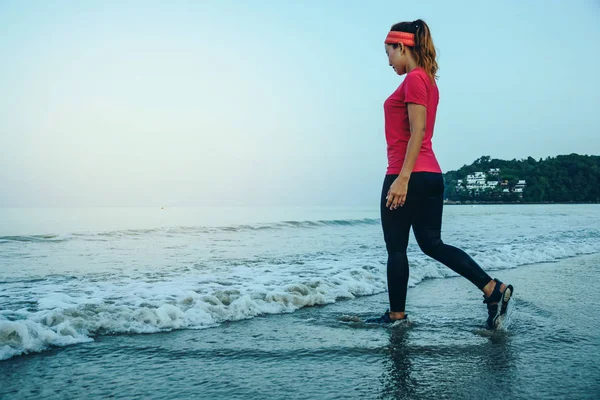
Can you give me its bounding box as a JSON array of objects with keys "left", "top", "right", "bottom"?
[{"left": 386, "top": 176, "right": 409, "bottom": 210}]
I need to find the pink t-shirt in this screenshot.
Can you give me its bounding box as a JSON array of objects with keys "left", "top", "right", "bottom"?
[{"left": 384, "top": 67, "right": 442, "bottom": 175}]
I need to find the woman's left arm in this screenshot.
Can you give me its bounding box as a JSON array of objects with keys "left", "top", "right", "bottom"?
[{"left": 386, "top": 103, "right": 427, "bottom": 209}]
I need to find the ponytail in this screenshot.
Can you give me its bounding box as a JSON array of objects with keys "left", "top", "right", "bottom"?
[{"left": 390, "top": 19, "right": 439, "bottom": 82}]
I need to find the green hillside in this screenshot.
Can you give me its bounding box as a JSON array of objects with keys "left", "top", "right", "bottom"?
[{"left": 443, "top": 154, "right": 600, "bottom": 203}]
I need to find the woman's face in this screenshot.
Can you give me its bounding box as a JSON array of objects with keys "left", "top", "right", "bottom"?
[{"left": 385, "top": 43, "right": 407, "bottom": 75}]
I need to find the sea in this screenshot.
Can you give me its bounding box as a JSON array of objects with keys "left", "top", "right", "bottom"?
[{"left": 1, "top": 205, "right": 599, "bottom": 399}]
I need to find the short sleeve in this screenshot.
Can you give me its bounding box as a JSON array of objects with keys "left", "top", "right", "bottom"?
[{"left": 403, "top": 71, "right": 428, "bottom": 107}]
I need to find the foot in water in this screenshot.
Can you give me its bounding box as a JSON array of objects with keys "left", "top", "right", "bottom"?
[
  {"left": 364, "top": 310, "right": 409, "bottom": 324},
  {"left": 483, "top": 278, "right": 514, "bottom": 330}
]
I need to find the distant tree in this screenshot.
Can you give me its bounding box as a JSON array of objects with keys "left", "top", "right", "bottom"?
[{"left": 443, "top": 154, "right": 600, "bottom": 203}]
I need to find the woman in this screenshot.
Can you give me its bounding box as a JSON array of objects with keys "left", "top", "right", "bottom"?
[{"left": 366, "top": 19, "right": 513, "bottom": 329}]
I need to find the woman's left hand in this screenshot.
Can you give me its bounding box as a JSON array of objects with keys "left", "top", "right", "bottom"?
[{"left": 386, "top": 177, "right": 409, "bottom": 210}]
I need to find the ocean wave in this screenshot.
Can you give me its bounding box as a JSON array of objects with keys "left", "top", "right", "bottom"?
[
  {"left": 0, "top": 234, "right": 71, "bottom": 244},
  {"left": 3, "top": 240, "right": 599, "bottom": 361},
  {"left": 0, "top": 218, "right": 381, "bottom": 244},
  {"left": 0, "top": 268, "right": 387, "bottom": 361},
  {"left": 1, "top": 215, "right": 599, "bottom": 361}
]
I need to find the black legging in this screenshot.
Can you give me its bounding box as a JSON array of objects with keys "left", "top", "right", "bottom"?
[{"left": 380, "top": 172, "right": 492, "bottom": 312}]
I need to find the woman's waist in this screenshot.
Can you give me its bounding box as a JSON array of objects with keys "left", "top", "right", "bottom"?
[
  {"left": 386, "top": 139, "right": 435, "bottom": 151},
  {"left": 387, "top": 148, "right": 438, "bottom": 166}
]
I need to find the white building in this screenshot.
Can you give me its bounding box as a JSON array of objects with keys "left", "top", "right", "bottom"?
[
  {"left": 456, "top": 168, "right": 527, "bottom": 198},
  {"left": 514, "top": 180, "right": 526, "bottom": 193},
  {"left": 463, "top": 172, "right": 501, "bottom": 192},
  {"left": 466, "top": 172, "right": 486, "bottom": 186}
]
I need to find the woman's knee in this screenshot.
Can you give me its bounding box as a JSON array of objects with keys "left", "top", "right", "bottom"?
[
  {"left": 387, "top": 249, "right": 408, "bottom": 266},
  {"left": 417, "top": 237, "right": 444, "bottom": 257},
  {"left": 385, "top": 239, "right": 409, "bottom": 254}
]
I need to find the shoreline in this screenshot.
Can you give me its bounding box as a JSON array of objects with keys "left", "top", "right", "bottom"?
[
  {"left": 443, "top": 200, "right": 600, "bottom": 205},
  {"left": 2, "top": 252, "right": 599, "bottom": 399}
]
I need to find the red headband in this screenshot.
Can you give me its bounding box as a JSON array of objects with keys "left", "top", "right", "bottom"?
[{"left": 384, "top": 31, "right": 415, "bottom": 47}]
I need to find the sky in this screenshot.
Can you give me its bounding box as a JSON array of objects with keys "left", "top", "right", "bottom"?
[{"left": 1, "top": 0, "right": 599, "bottom": 207}]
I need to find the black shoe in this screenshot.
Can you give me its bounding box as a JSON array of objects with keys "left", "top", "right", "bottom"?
[
  {"left": 364, "top": 309, "right": 408, "bottom": 324},
  {"left": 483, "top": 278, "right": 514, "bottom": 329}
]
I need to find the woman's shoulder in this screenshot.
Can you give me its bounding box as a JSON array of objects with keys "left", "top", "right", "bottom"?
[
  {"left": 407, "top": 68, "right": 438, "bottom": 93},
  {"left": 406, "top": 67, "right": 430, "bottom": 82}
]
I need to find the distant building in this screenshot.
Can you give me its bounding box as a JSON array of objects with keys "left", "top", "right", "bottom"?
[
  {"left": 462, "top": 172, "right": 505, "bottom": 192},
  {"left": 450, "top": 166, "right": 530, "bottom": 201},
  {"left": 514, "top": 180, "right": 526, "bottom": 193},
  {"left": 466, "top": 172, "right": 486, "bottom": 188}
]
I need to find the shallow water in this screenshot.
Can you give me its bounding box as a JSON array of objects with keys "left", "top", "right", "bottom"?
[
  {"left": 2, "top": 254, "right": 599, "bottom": 399},
  {"left": 1, "top": 205, "right": 599, "bottom": 398}
]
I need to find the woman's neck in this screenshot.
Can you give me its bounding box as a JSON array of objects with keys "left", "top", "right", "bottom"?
[{"left": 405, "top": 58, "right": 419, "bottom": 74}]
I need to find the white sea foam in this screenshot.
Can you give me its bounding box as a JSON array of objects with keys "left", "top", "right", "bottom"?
[
  {"left": 0, "top": 266, "right": 388, "bottom": 360},
  {"left": 1, "top": 206, "right": 599, "bottom": 360}
]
